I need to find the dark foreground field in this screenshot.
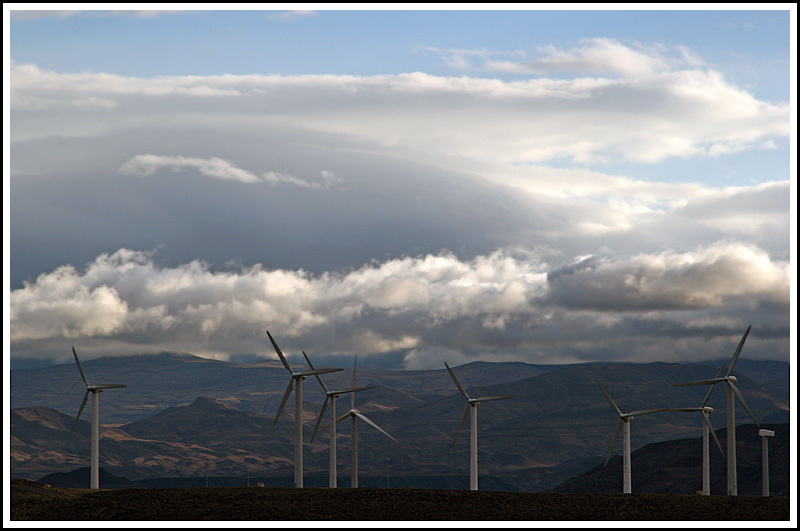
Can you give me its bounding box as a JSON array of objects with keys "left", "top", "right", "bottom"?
[{"left": 11, "top": 478, "right": 790, "bottom": 521}]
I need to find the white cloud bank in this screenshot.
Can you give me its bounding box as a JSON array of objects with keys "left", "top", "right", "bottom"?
[
  {"left": 10, "top": 243, "right": 790, "bottom": 366},
  {"left": 10, "top": 37, "right": 789, "bottom": 166}
]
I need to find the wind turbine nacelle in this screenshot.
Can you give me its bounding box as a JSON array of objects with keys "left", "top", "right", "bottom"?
[
  {"left": 759, "top": 429, "right": 775, "bottom": 437},
  {"left": 727, "top": 375, "right": 737, "bottom": 383}
]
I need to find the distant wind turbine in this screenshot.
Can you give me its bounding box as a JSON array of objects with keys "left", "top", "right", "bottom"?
[
  {"left": 594, "top": 376, "right": 676, "bottom": 495},
  {"left": 69, "top": 347, "right": 126, "bottom": 490},
  {"left": 321, "top": 355, "right": 397, "bottom": 488},
  {"left": 445, "top": 362, "right": 514, "bottom": 491},
  {"left": 666, "top": 405, "right": 725, "bottom": 495},
  {"left": 267, "top": 330, "right": 343, "bottom": 488},
  {"left": 673, "top": 325, "right": 760, "bottom": 496},
  {"left": 306, "top": 353, "right": 376, "bottom": 488}
]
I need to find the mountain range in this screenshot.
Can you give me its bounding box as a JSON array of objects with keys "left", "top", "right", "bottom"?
[{"left": 10, "top": 353, "right": 791, "bottom": 492}]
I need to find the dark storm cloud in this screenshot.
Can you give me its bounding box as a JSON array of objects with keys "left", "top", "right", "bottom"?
[{"left": 9, "top": 122, "right": 550, "bottom": 289}]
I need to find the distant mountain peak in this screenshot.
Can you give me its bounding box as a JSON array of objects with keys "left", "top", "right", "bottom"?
[{"left": 191, "top": 396, "right": 235, "bottom": 409}]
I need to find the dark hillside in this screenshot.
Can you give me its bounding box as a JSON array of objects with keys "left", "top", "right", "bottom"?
[{"left": 551, "top": 423, "right": 789, "bottom": 496}]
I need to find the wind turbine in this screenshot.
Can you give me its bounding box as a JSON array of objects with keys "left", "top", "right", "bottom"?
[
  {"left": 664, "top": 406, "right": 725, "bottom": 495},
  {"left": 323, "top": 355, "right": 397, "bottom": 488},
  {"left": 306, "top": 353, "right": 376, "bottom": 488},
  {"left": 266, "top": 330, "right": 343, "bottom": 488},
  {"left": 69, "top": 347, "right": 126, "bottom": 490},
  {"left": 445, "top": 362, "right": 514, "bottom": 491},
  {"left": 673, "top": 325, "right": 760, "bottom": 495},
  {"left": 594, "top": 376, "right": 676, "bottom": 494}
]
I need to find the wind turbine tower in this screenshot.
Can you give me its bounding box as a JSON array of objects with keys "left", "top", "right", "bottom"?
[
  {"left": 321, "top": 355, "right": 397, "bottom": 488},
  {"left": 69, "top": 347, "right": 126, "bottom": 490},
  {"left": 267, "top": 330, "right": 342, "bottom": 488},
  {"left": 594, "top": 376, "right": 677, "bottom": 494},
  {"left": 664, "top": 406, "right": 725, "bottom": 495},
  {"left": 307, "top": 353, "right": 376, "bottom": 488},
  {"left": 445, "top": 362, "right": 514, "bottom": 491},
  {"left": 673, "top": 326, "right": 760, "bottom": 495}
]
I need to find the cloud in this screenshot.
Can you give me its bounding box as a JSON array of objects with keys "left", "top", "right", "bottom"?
[
  {"left": 437, "top": 38, "right": 703, "bottom": 79},
  {"left": 8, "top": 39, "right": 790, "bottom": 369},
  {"left": 10, "top": 10, "right": 185, "bottom": 21},
  {"left": 494, "top": 38, "right": 669, "bottom": 78},
  {"left": 118, "top": 154, "right": 344, "bottom": 188},
  {"left": 545, "top": 241, "right": 790, "bottom": 311},
  {"left": 120, "top": 155, "right": 262, "bottom": 183},
  {"left": 10, "top": 59, "right": 788, "bottom": 165},
  {"left": 267, "top": 10, "right": 317, "bottom": 21},
  {"left": 10, "top": 243, "right": 789, "bottom": 367}
]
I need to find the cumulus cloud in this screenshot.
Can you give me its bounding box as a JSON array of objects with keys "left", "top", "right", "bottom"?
[
  {"left": 545, "top": 242, "right": 790, "bottom": 310},
  {"left": 10, "top": 243, "right": 790, "bottom": 366}
]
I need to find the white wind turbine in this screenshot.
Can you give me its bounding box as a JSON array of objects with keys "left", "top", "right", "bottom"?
[
  {"left": 666, "top": 405, "right": 725, "bottom": 496},
  {"left": 445, "top": 362, "right": 514, "bottom": 491},
  {"left": 69, "top": 347, "right": 126, "bottom": 490},
  {"left": 594, "top": 376, "right": 676, "bottom": 494},
  {"left": 673, "top": 325, "right": 760, "bottom": 496},
  {"left": 306, "top": 353, "right": 376, "bottom": 488},
  {"left": 322, "top": 355, "right": 397, "bottom": 488},
  {"left": 267, "top": 330, "right": 343, "bottom": 488}
]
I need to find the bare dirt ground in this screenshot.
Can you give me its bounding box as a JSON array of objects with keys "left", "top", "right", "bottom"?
[{"left": 10, "top": 478, "right": 790, "bottom": 521}]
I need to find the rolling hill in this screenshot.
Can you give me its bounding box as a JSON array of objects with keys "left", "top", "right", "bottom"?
[{"left": 10, "top": 355, "right": 790, "bottom": 493}]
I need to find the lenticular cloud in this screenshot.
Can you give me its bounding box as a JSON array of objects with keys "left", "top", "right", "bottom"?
[{"left": 10, "top": 243, "right": 789, "bottom": 362}]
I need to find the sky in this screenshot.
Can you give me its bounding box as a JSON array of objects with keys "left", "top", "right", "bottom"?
[{"left": 4, "top": 5, "right": 796, "bottom": 371}]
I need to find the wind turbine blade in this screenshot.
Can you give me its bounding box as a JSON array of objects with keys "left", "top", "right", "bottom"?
[
  {"left": 319, "top": 411, "right": 352, "bottom": 433},
  {"left": 605, "top": 419, "right": 623, "bottom": 466},
  {"left": 93, "top": 384, "right": 127, "bottom": 390},
  {"left": 266, "top": 330, "right": 293, "bottom": 373},
  {"left": 698, "top": 355, "right": 730, "bottom": 406},
  {"left": 310, "top": 397, "right": 329, "bottom": 443},
  {"left": 729, "top": 382, "right": 760, "bottom": 427},
  {"left": 726, "top": 325, "right": 752, "bottom": 377},
  {"left": 71, "top": 391, "right": 89, "bottom": 432},
  {"left": 474, "top": 395, "right": 515, "bottom": 402},
  {"left": 303, "top": 351, "right": 329, "bottom": 394},
  {"left": 453, "top": 405, "right": 470, "bottom": 446},
  {"left": 700, "top": 382, "right": 718, "bottom": 408},
  {"left": 273, "top": 379, "right": 294, "bottom": 427},
  {"left": 351, "top": 356, "right": 358, "bottom": 409},
  {"left": 334, "top": 386, "right": 377, "bottom": 395},
  {"left": 702, "top": 411, "right": 725, "bottom": 457},
  {"left": 673, "top": 378, "right": 726, "bottom": 387},
  {"left": 72, "top": 347, "right": 90, "bottom": 387},
  {"left": 594, "top": 377, "right": 621, "bottom": 416},
  {"left": 445, "top": 362, "right": 471, "bottom": 400},
  {"left": 353, "top": 411, "right": 397, "bottom": 442},
  {"left": 627, "top": 408, "right": 673, "bottom": 416},
  {"left": 295, "top": 368, "right": 343, "bottom": 377}
]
